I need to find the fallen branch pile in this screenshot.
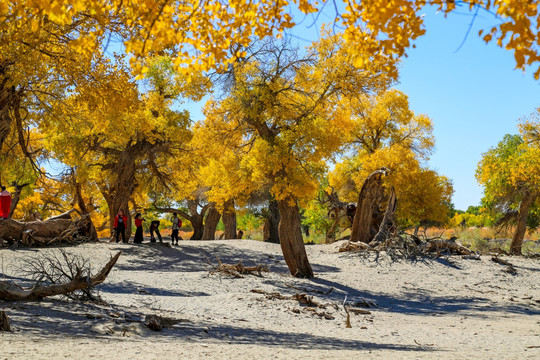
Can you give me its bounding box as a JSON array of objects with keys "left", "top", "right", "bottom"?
[
  {"left": 339, "top": 233, "right": 475, "bottom": 258},
  {"left": 208, "top": 257, "right": 269, "bottom": 278},
  {"left": 0, "top": 210, "right": 98, "bottom": 247},
  {"left": 491, "top": 256, "right": 517, "bottom": 275},
  {"left": 250, "top": 289, "right": 372, "bottom": 323},
  {"left": 0, "top": 251, "right": 121, "bottom": 301}
]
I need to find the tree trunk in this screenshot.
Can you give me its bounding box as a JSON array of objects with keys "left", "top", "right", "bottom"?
[
  {"left": 369, "top": 186, "right": 397, "bottom": 245},
  {"left": 264, "top": 199, "right": 280, "bottom": 243},
  {"left": 222, "top": 200, "right": 237, "bottom": 239},
  {"left": 8, "top": 182, "right": 30, "bottom": 218},
  {"left": 350, "top": 168, "right": 389, "bottom": 243},
  {"left": 510, "top": 194, "right": 536, "bottom": 255},
  {"left": 187, "top": 200, "right": 204, "bottom": 240},
  {"left": 202, "top": 205, "right": 221, "bottom": 240},
  {"left": 277, "top": 196, "right": 313, "bottom": 278},
  {"left": 0, "top": 62, "right": 15, "bottom": 150}
]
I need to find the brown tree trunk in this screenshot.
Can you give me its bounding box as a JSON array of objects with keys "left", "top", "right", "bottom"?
[
  {"left": 222, "top": 200, "right": 237, "bottom": 239},
  {"left": 350, "top": 168, "right": 389, "bottom": 243},
  {"left": 510, "top": 194, "right": 536, "bottom": 255},
  {"left": 187, "top": 200, "right": 204, "bottom": 240},
  {"left": 202, "top": 205, "right": 221, "bottom": 240},
  {"left": 0, "top": 62, "right": 15, "bottom": 150},
  {"left": 264, "top": 199, "right": 280, "bottom": 243},
  {"left": 277, "top": 196, "right": 313, "bottom": 278},
  {"left": 370, "top": 186, "right": 397, "bottom": 245},
  {"left": 8, "top": 182, "right": 29, "bottom": 218}
]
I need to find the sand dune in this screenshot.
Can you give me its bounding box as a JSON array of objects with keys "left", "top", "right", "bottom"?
[{"left": 1, "top": 239, "right": 539, "bottom": 359}]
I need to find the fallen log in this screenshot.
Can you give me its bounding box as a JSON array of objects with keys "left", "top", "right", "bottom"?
[
  {"left": 0, "top": 311, "right": 10, "bottom": 331},
  {"left": 338, "top": 241, "right": 372, "bottom": 252},
  {"left": 0, "top": 211, "right": 97, "bottom": 247},
  {"left": 421, "top": 240, "right": 473, "bottom": 255},
  {"left": 209, "top": 257, "right": 269, "bottom": 278},
  {"left": 0, "top": 251, "right": 121, "bottom": 301}
]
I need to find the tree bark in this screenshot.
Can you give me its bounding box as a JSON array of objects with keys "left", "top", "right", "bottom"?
[
  {"left": 277, "top": 196, "right": 313, "bottom": 278},
  {"left": 0, "top": 62, "right": 15, "bottom": 150},
  {"left": 370, "top": 186, "right": 397, "bottom": 246},
  {"left": 202, "top": 204, "right": 221, "bottom": 240},
  {"left": 0, "top": 251, "right": 121, "bottom": 301},
  {"left": 187, "top": 200, "right": 204, "bottom": 240},
  {"left": 0, "top": 211, "right": 97, "bottom": 247},
  {"left": 510, "top": 194, "right": 536, "bottom": 255},
  {"left": 264, "top": 199, "right": 280, "bottom": 243},
  {"left": 350, "top": 168, "right": 389, "bottom": 243},
  {"left": 222, "top": 200, "right": 237, "bottom": 239}
]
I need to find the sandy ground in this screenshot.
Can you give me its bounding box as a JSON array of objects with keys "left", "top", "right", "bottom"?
[{"left": 0, "top": 239, "right": 539, "bottom": 359}]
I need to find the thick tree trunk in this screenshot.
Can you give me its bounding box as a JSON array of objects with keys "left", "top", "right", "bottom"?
[
  {"left": 264, "top": 199, "right": 280, "bottom": 243},
  {"left": 277, "top": 196, "right": 313, "bottom": 278},
  {"left": 202, "top": 205, "right": 221, "bottom": 240},
  {"left": 350, "top": 168, "right": 389, "bottom": 243},
  {"left": 0, "top": 62, "right": 15, "bottom": 150},
  {"left": 510, "top": 194, "right": 536, "bottom": 255},
  {"left": 187, "top": 200, "right": 204, "bottom": 240},
  {"left": 369, "top": 187, "right": 397, "bottom": 245},
  {"left": 222, "top": 200, "right": 237, "bottom": 239}
]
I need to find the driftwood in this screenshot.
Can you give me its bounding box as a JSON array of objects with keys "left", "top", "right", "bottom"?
[
  {"left": 0, "top": 310, "right": 10, "bottom": 331},
  {"left": 251, "top": 289, "right": 371, "bottom": 323},
  {"left": 0, "top": 211, "right": 97, "bottom": 247},
  {"left": 420, "top": 240, "right": 473, "bottom": 255},
  {"left": 208, "top": 257, "right": 269, "bottom": 278},
  {"left": 339, "top": 234, "right": 475, "bottom": 257},
  {"left": 0, "top": 251, "right": 121, "bottom": 301},
  {"left": 491, "top": 256, "right": 517, "bottom": 275}
]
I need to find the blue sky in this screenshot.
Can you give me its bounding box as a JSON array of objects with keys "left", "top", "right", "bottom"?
[{"left": 184, "top": 6, "right": 539, "bottom": 211}]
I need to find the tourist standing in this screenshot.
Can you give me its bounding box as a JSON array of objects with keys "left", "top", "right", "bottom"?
[
  {"left": 134, "top": 213, "right": 144, "bottom": 244},
  {"left": 0, "top": 186, "right": 11, "bottom": 219},
  {"left": 171, "top": 212, "right": 182, "bottom": 245},
  {"left": 114, "top": 209, "right": 129, "bottom": 244}
]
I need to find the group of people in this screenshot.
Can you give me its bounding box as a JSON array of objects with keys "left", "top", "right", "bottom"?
[{"left": 113, "top": 209, "right": 183, "bottom": 245}]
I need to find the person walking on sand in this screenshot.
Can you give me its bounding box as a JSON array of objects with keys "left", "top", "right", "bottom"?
[
  {"left": 134, "top": 213, "right": 144, "bottom": 244},
  {"left": 0, "top": 186, "right": 12, "bottom": 219},
  {"left": 114, "top": 209, "right": 129, "bottom": 244},
  {"left": 171, "top": 212, "right": 182, "bottom": 245}
]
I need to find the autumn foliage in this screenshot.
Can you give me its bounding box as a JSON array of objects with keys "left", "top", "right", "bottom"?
[{"left": 1, "top": 1, "right": 539, "bottom": 276}]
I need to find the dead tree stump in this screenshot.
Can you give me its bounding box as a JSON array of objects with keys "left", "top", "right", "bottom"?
[{"left": 0, "top": 310, "right": 11, "bottom": 331}]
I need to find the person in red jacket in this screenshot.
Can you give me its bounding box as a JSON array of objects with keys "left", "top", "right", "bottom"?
[
  {"left": 0, "top": 186, "right": 12, "bottom": 219},
  {"left": 114, "top": 209, "right": 129, "bottom": 244},
  {"left": 133, "top": 213, "right": 145, "bottom": 244}
]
